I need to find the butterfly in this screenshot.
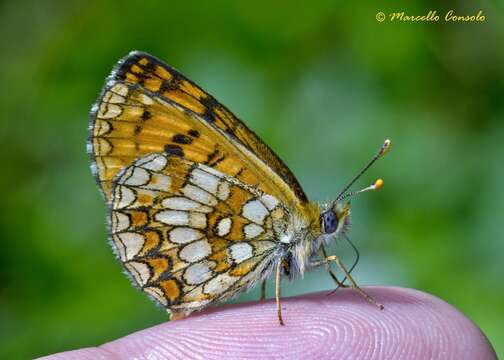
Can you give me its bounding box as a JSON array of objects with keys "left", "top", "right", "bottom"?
[{"left": 88, "top": 51, "right": 390, "bottom": 325}]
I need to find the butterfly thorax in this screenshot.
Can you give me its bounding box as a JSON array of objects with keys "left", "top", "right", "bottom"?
[{"left": 279, "top": 202, "right": 322, "bottom": 279}]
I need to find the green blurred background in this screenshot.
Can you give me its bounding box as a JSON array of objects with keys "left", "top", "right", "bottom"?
[{"left": 1, "top": 1, "right": 503, "bottom": 358}]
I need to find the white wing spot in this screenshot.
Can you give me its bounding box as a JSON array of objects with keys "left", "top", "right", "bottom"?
[
  {"left": 230, "top": 243, "right": 253, "bottom": 264},
  {"left": 204, "top": 273, "right": 239, "bottom": 295},
  {"left": 169, "top": 227, "right": 203, "bottom": 244},
  {"left": 155, "top": 210, "right": 189, "bottom": 226},
  {"left": 184, "top": 262, "right": 214, "bottom": 285},
  {"left": 122, "top": 167, "right": 150, "bottom": 186},
  {"left": 98, "top": 103, "right": 122, "bottom": 119},
  {"left": 95, "top": 137, "right": 111, "bottom": 155},
  {"left": 179, "top": 239, "right": 211, "bottom": 262},
  {"left": 217, "top": 217, "right": 232, "bottom": 236},
  {"left": 243, "top": 223, "right": 263, "bottom": 239},
  {"left": 242, "top": 200, "right": 269, "bottom": 224},
  {"left": 144, "top": 286, "right": 168, "bottom": 306},
  {"left": 117, "top": 232, "right": 145, "bottom": 260},
  {"left": 112, "top": 211, "right": 130, "bottom": 232},
  {"left": 217, "top": 181, "right": 230, "bottom": 200},
  {"left": 111, "top": 83, "right": 128, "bottom": 96},
  {"left": 191, "top": 168, "right": 219, "bottom": 194},
  {"left": 95, "top": 119, "right": 111, "bottom": 136},
  {"left": 138, "top": 154, "right": 167, "bottom": 171},
  {"left": 106, "top": 92, "right": 125, "bottom": 104},
  {"left": 182, "top": 184, "right": 217, "bottom": 206},
  {"left": 162, "top": 197, "right": 212, "bottom": 213},
  {"left": 125, "top": 261, "right": 150, "bottom": 286},
  {"left": 260, "top": 194, "right": 279, "bottom": 210},
  {"left": 115, "top": 186, "right": 136, "bottom": 209}
]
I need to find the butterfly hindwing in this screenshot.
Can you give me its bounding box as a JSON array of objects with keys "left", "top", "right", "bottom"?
[{"left": 110, "top": 153, "right": 290, "bottom": 315}]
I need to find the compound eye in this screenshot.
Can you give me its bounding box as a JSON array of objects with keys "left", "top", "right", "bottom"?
[{"left": 321, "top": 210, "right": 338, "bottom": 234}]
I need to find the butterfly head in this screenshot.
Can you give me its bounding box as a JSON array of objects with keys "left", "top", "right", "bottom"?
[{"left": 321, "top": 202, "right": 351, "bottom": 236}]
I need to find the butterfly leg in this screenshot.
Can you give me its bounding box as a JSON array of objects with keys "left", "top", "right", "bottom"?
[
  {"left": 320, "top": 244, "right": 349, "bottom": 288},
  {"left": 275, "top": 260, "right": 285, "bottom": 325},
  {"left": 260, "top": 280, "right": 267, "bottom": 301},
  {"left": 326, "top": 266, "right": 349, "bottom": 288},
  {"left": 313, "top": 255, "right": 384, "bottom": 310}
]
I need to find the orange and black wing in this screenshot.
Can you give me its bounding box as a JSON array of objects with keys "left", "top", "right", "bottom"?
[
  {"left": 110, "top": 153, "right": 290, "bottom": 316},
  {"left": 88, "top": 51, "right": 308, "bottom": 211}
]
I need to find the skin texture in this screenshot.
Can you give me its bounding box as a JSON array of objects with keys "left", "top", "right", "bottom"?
[{"left": 39, "top": 287, "right": 497, "bottom": 360}]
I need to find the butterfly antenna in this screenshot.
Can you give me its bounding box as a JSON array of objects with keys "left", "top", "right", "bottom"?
[
  {"left": 336, "top": 139, "right": 391, "bottom": 201},
  {"left": 329, "top": 233, "right": 360, "bottom": 295},
  {"left": 338, "top": 179, "right": 384, "bottom": 201},
  {"left": 344, "top": 233, "right": 360, "bottom": 275}
]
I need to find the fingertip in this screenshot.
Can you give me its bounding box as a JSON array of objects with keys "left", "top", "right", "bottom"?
[
  {"left": 102, "top": 287, "right": 496, "bottom": 359},
  {"left": 41, "top": 287, "right": 497, "bottom": 360},
  {"left": 36, "top": 347, "right": 118, "bottom": 360}
]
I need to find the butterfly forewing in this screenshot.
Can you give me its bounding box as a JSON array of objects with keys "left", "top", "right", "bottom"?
[
  {"left": 110, "top": 153, "right": 290, "bottom": 315},
  {"left": 89, "top": 51, "right": 308, "bottom": 211}
]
